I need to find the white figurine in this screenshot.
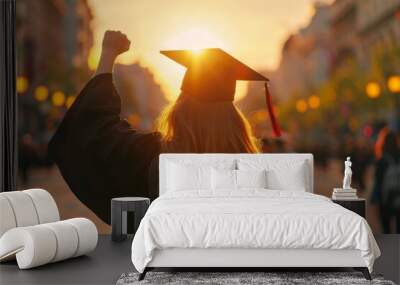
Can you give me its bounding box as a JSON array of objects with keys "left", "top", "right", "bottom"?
[{"left": 343, "top": 157, "right": 352, "bottom": 189}]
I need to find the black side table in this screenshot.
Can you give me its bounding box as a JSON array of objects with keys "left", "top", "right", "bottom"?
[
  {"left": 332, "top": 198, "right": 366, "bottom": 218},
  {"left": 111, "top": 197, "right": 150, "bottom": 242}
]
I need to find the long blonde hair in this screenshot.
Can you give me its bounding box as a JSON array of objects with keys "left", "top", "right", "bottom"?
[{"left": 156, "top": 94, "right": 260, "bottom": 153}]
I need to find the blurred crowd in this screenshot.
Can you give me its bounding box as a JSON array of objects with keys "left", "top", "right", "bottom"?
[
  {"left": 261, "top": 124, "right": 400, "bottom": 233},
  {"left": 370, "top": 127, "right": 400, "bottom": 233}
]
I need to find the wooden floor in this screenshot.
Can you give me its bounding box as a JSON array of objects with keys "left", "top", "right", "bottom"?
[{"left": 0, "top": 235, "right": 399, "bottom": 285}]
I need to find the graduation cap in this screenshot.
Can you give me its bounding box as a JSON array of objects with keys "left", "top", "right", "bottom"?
[{"left": 160, "top": 48, "right": 281, "bottom": 137}]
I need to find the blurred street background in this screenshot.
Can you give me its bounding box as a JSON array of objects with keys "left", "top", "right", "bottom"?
[{"left": 16, "top": 0, "right": 400, "bottom": 234}]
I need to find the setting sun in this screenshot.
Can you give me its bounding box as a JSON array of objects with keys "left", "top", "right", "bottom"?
[
  {"left": 87, "top": 0, "right": 330, "bottom": 103},
  {"left": 159, "top": 27, "right": 241, "bottom": 102},
  {"left": 159, "top": 27, "right": 251, "bottom": 102},
  {"left": 162, "top": 27, "right": 227, "bottom": 50}
]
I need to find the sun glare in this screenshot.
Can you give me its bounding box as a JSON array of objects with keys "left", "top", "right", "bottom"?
[
  {"left": 160, "top": 26, "right": 251, "bottom": 102},
  {"left": 162, "top": 27, "right": 226, "bottom": 51},
  {"left": 192, "top": 48, "right": 203, "bottom": 54}
]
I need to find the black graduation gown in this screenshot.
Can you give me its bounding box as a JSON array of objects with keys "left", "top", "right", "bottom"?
[{"left": 48, "top": 73, "right": 161, "bottom": 224}]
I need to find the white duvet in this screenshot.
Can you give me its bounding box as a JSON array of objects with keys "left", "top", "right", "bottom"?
[{"left": 131, "top": 190, "right": 380, "bottom": 273}]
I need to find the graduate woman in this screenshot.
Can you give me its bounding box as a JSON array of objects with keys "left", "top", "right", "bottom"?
[{"left": 49, "top": 31, "right": 281, "bottom": 223}]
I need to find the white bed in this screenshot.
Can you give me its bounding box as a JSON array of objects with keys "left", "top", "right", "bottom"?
[{"left": 131, "top": 154, "right": 380, "bottom": 280}]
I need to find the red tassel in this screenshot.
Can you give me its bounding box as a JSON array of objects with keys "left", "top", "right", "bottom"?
[{"left": 264, "top": 83, "right": 282, "bottom": 137}]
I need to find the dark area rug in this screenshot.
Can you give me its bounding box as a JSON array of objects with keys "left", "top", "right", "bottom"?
[{"left": 116, "top": 271, "right": 395, "bottom": 285}]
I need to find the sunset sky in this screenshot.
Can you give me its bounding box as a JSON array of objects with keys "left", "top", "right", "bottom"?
[{"left": 88, "top": 0, "right": 333, "bottom": 101}]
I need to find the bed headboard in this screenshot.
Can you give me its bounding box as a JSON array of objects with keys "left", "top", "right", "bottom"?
[{"left": 159, "top": 153, "right": 314, "bottom": 195}]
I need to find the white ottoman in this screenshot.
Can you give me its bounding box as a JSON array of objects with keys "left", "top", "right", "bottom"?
[
  {"left": 0, "top": 189, "right": 98, "bottom": 269},
  {"left": 0, "top": 218, "right": 98, "bottom": 269}
]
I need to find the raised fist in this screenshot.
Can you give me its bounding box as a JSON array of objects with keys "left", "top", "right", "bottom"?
[{"left": 101, "top": 30, "right": 131, "bottom": 57}]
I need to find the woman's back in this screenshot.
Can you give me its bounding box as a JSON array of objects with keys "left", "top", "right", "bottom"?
[{"left": 49, "top": 31, "right": 272, "bottom": 224}]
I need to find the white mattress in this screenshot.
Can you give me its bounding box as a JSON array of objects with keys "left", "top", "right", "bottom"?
[{"left": 131, "top": 190, "right": 380, "bottom": 273}]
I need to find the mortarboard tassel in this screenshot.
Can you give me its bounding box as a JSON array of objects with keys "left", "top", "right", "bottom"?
[{"left": 264, "top": 83, "right": 282, "bottom": 137}]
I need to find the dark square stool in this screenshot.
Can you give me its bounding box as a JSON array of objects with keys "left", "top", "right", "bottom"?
[{"left": 111, "top": 197, "right": 150, "bottom": 242}]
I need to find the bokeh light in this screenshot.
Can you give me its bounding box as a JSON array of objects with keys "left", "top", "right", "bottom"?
[
  {"left": 17, "top": 76, "right": 28, "bottom": 94},
  {"left": 308, "top": 95, "right": 320, "bottom": 109},
  {"left": 34, "top": 86, "right": 49, "bottom": 102},
  {"left": 387, "top": 75, "right": 400, "bottom": 93},
  {"left": 52, "top": 91, "right": 66, "bottom": 107},
  {"left": 365, "top": 82, "right": 381, "bottom": 98},
  {"left": 296, "top": 99, "right": 308, "bottom": 113}
]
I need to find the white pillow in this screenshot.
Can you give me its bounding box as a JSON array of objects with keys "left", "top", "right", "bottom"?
[
  {"left": 167, "top": 162, "right": 211, "bottom": 191},
  {"left": 238, "top": 159, "right": 308, "bottom": 191},
  {"left": 211, "top": 168, "right": 268, "bottom": 190},
  {"left": 211, "top": 168, "right": 236, "bottom": 190},
  {"left": 237, "top": 169, "right": 267, "bottom": 188}
]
